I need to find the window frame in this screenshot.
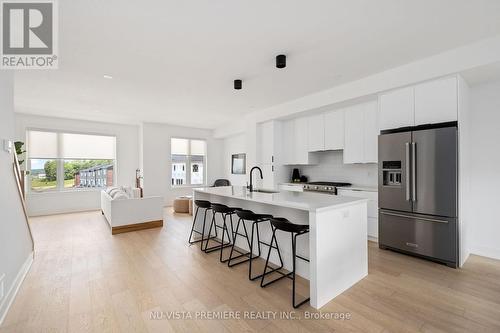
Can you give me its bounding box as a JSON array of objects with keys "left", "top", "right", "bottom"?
[
  {"left": 170, "top": 137, "right": 207, "bottom": 188},
  {"left": 26, "top": 128, "right": 117, "bottom": 194}
]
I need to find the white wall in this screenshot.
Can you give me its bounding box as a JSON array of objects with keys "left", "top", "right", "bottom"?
[
  {"left": 141, "top": 123, "right": 223, "bottom": 206},
  {"left": 223, "top": 133, "right": 247, "bottom": 186},
  {"left": 465, "top": 79, "right": 500, "bottom": 259},
  {"left": 215, "top": 35, "right": 500, "bottom": 138},
  {"left": 458, "top": 76, "right": 471, "bottom": 266},
  {"left": 14, "top": 114, "right": 140, "bottom": 216},
  {"left": 0, "top": 73, "right": 34, "bottom": 324},
  {"left": 222, "top": 134, "right": 377, "bottom": 188},
  {"left": 296, "top": 151, "right": 378, "bottom": 186}
]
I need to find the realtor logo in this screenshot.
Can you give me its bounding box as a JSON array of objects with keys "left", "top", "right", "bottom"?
[{"left": 1, "top": 0, "right": 58, "bottom": 69}]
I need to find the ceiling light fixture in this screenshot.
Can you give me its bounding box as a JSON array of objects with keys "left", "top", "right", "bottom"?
[
  {"left": 234, "top": 79, "right": 242, "bottom": 90},
  {"left": 276, "top": 54, "right": 286, "bottom": 68},
  {"left": 103, "top": 74, "right": 113, "bottom": 79}
]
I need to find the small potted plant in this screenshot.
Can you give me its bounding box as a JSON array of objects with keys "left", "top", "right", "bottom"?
[{"left": 14, "top": 141, "right": 26, "bottom": 166}]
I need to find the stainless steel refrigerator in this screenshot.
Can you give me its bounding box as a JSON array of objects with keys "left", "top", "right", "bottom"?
[{"left": 378, "top": 123, "right": 458, "bottom": 268}]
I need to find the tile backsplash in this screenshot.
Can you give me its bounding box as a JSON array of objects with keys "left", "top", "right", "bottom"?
[{"left": 288, "top": 150, "right": 378, "bottom": 186}]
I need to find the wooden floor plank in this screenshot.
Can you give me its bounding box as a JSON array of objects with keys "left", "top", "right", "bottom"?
[{"left": 1, "top": 208, "right": 499, "bottom": 333}]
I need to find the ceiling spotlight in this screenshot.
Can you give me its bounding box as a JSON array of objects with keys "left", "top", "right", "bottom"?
[
  {"left": 234, "top": 79, "right": 242, "bottom": 90},
  {"left": 103, "top": 74, "right": 113, "bottom": 79},
  {"left": 276, "top": 54, "right": 286, "bottom": 68}
]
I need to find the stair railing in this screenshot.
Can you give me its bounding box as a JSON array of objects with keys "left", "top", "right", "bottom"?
[{"left": 12, "top": 150, "right": 34, "bottom": 251}]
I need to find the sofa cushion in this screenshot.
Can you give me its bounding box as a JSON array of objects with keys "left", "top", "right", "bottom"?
[
  {"left": 110, "top": 189, "right": 128, "bottom": 200},
  {"left": 106, "top": 186, "right": 118, "bottom": 194}
]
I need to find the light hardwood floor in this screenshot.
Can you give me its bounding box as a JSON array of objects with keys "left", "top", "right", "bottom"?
[{"left": 1, "top": 208, "right": 500, "bottom": 332}]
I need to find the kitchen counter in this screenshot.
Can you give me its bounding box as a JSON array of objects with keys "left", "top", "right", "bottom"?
[
  {"left": 193, "top": 186, "right": 368, "bottom": 309},
  {"left": 194, "top": 185, "right": 367, "bottom": 212}
]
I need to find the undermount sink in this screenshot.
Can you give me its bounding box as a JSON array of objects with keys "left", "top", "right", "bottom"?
[{"left": 252, "top": 189, "right": 280, "bottom": 194}]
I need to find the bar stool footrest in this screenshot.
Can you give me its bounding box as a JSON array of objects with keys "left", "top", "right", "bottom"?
[
  {"left": 227, "top": 251, "right": 252, "bottom": 267},
  {"left": 261, "top": 268, "right": 293, "bottom": 287},
  {"left": 189, "top": 234, "right": 217, "bottom": 245},
  {"left": 204, "top": 242, "right": 233, "bottom": 253}
]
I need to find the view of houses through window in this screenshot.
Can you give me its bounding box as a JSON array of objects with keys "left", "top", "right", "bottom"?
[
  {"left": 27, "top": 130, "right": 116, "bottom": 192},
  {"left": 171, "top": 138, "right": 206, "bottom": 186},
  {"left": 30, "top": 159, "right": 114, "bottom": 191}
]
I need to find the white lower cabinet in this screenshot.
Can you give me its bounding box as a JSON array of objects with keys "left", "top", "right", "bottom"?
[
  {"left": 367, "top": 217, "right": 378, "bottom": 241},
  {"left": 278, "top": 184, "right": 304, "bottom": 192},
  {"left": 337, "top": 188, "right": 379, "bottom": 240}
]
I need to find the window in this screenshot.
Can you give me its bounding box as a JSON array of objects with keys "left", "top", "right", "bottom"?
[
  {"left": 27, "top": 130, "right": 116, "bottom": 192},
  {"left": 171, "top": 138, "right": 206, "bottom": 186}
]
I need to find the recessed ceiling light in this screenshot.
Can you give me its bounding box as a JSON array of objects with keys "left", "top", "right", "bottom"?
[{"left": 103, "top": 74, "right": 113, "bottom": 79}]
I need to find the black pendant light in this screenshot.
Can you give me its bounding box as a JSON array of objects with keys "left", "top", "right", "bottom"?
[
  {"left": 234, "top": 79, "right": 242, "bottom": 90},
  {"left": 276, "top": 54, "right": 286, "bottom": 68}
]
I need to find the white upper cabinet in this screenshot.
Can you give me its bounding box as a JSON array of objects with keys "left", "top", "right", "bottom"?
[
  {"left": 324, "top": 110, "right": 345, "bottom": 150},
  {"left": 414, "top": 76, "right": 457, "bottom": 125},
  {"left": 344, "top": 101, "right": 378, "bottom": 164},
  {"left": 344, "top": 104, "right": 365, "bottom": 164},
  {"left": 363, "top": 101, "right": 379, "bottom": 163},
  {"left": 379, "top": 76, "right": 458, "bottom": 131},
  {"left": 294, "top": 116, "right": 311, "bottom": 164},
  {"left": 281, "top": 117, "right": 318, "bottom": 165},
  {"left": 259, "top": 121, "right": 274, "bottom": 165},
  {"left": 258, "top": 121, "right": 276, "bottom": 188},
  {"left": 281, "top": 119, "right": 294, "bottom": 165},
  {"left": 379, "top": 86, "right": 414, "bottom": 130},
  {"left": 307, "top": 114, "right": 325, "bottom": 152}
]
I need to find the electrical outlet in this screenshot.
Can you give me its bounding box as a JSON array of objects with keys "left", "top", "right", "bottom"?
[
  {"left": 3, "top": 139, "right": 12, "bottom": 153},
  {"left": 0, "top": 273, "right": 5, "bottom": 302}
]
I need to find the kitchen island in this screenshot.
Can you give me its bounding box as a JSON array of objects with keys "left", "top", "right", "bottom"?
[{"left": 192, "top": 186, "right": 368, "bottom": 309}]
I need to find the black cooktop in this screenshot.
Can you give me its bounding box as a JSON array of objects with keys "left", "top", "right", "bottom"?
[{"left": 307, "top": 182, "right": 352, "bottom": 187}]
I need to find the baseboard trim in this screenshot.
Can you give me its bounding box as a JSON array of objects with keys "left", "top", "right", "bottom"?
[
  {"left": 0, "top": 252, "right": 33, "bottom": 326},
  {"left": 469, "top": 246, "right": 500, "bottom": 261},
  {"left": 112, "top": 220, "right": 163, "bottom": 235},
  {"left": 368, "top": 236, "right": 378, "bottom": 243}
]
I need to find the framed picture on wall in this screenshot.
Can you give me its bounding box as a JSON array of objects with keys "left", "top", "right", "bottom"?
[{"left": 231, "top": 153, "right": 246, "bottom": 174}]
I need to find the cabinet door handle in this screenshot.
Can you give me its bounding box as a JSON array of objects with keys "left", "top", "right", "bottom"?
[
  {"left": 411, "top": 142, "right": 417, "bottom": 202},
  {"left": 405, "top": 142, "right": 410, "bottom": 201},
  {"left": 406, "top": 242, "right": 418, "bottom": 248},
  {"left": 380, "top": 211, "right": 448, "bottom": 224}
]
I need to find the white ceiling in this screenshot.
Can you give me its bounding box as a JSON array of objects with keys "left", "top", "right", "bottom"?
[{"left": 14, "top": 0, "right": 500, "bottom": 128}]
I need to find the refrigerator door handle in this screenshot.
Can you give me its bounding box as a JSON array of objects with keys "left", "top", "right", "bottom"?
[
  {"left": 405, "top": 142, "right": 411, "bottom": 201},
  {"left": 380, "top": 211, "right": 448, "bottom": 224},
  {"left": 411, "top": 142, "right": 417, "bottom": 202}
]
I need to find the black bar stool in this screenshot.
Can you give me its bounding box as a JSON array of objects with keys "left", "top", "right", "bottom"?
[
  {"left": 228, "top": 210, "right": 282, "bottom": 281},
  {"left": 260, "top": 217, "right": 310, "bottom": 308},
  {"left": 203, "top": 203, "right": 241, "bottom": 263},
  {"left": 188, "top": 200, "right": 217, "bottom": 249}
]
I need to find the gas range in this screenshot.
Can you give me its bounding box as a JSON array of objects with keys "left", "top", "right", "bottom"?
[{"left": 302, "top": 181, "right": 352, "bottom": 195}]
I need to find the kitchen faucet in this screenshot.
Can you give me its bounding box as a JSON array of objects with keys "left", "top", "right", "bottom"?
[{"left": 248, "top": 166, "right": 263, "bottom": 192}]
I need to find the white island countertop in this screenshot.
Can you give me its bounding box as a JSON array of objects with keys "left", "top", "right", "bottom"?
[{"left": 194, "top": 186, "right": 367, "bottom": 212}]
